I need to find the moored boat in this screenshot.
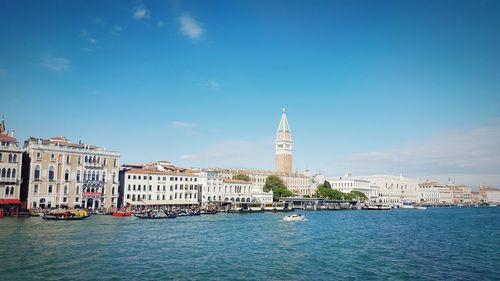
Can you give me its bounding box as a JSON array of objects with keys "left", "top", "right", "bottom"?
[
  {"left": 365, "top": 204, "right": 391, "bottom": 210},
  {"left": 112, "top": 211, "right": 132, "bottom": 217},
  {"left": 416, "top": 206, "right": 427, "bottom": 210},
  {"left": 42, "top": 210, "right": 91, "bottom": 221}
]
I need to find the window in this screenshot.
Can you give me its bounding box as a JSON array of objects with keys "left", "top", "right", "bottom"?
[
  {"left": 13, "top": 154, "right": 17, "bottom": 162},
  {"left": 34, "top": 184, "right": 39, "bottom": 194},
  {"left": 128, "top": 185, "right": 131, "bottom": 191},
  {"left": 77, "top": 170, "right": 81, "bottom": 182},
  {"left": 6, "top": 168, "right": 11, "bottom": 178},
  {"left": 63, "top": 197, "right": 67, "bottom": 203},
  {"left": 127, "top": 194, "right": 130, "bottom": 199},
  {"left": 66, "top": 155, "right": 70, "bottom": 164},
  {"left": 112, "top": 172, "right": 116, "bottom": 183},
  {"left": 8, "top": 154, "right": 13, "bottom": 162},
  {"left": 78, "top": 156, "right": 81, "bottom": 164},
  {"left": 11, "top": 168, "right": 16, "bottom": 178},
  {"left": 76, "top": 197, "right": 79, "bottom": 202},
  {"left": 1, "top": 168, "right": 5, "bottom": 177},
  {"left": 48, "top": 166, "right": 55, "bottom": 181},
  {"left": 128, "top": 175, "right": 131, "bottom": 179},
  {"left": 48, "top": 185, "right": 53, "bottom": 193},
  {"left": 76, "top": 186, "right": 80, "bottom": 194},
  {"left": 112, "top": 187, "right": 115, "bottom": 195},
  {"left": 34, "top": 165, "right": 41, "bottom": 180},
  {"left": 51, "top": 154, "right": 55, "bottom": 161},
  {"left": 0, "top": 153, "right": 2, "bottom": 161},
  {"left": 64, "top": 170, "right": 70, "bottom": 181}
]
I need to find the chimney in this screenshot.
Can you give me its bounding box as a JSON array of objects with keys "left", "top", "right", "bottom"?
[{"left": 10, "top": 129, "right": 15, "bottom": 137}]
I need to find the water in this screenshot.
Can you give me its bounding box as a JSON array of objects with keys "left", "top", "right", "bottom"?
[{"left": 1, "top": 208, "right": 499, "bottom": 280}]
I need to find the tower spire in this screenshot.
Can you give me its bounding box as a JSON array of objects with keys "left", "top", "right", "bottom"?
[{"left": 275, "top": 108, "right": 292, "bottom": 174}]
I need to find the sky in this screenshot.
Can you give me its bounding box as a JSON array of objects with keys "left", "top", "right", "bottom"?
[{"left": 1, "top": 0, "right": 500, "bottom": 189}]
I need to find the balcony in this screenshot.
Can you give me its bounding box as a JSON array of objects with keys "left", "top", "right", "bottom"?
[
  {"left": 84, "top": 162, "right": 105, "bottom": 168},
  {"left": 83, "top": 180, "right": 103, "bottom": 187},
  {"left": 82, "top": 192, "right": 103, "bottom": 197}
]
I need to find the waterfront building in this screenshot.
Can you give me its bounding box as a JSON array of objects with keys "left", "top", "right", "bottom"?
[
  {"left": 479, "top": 186, "right": 500, "bottom": 203},
  {"left": 275, "top": 108, "right": 292, "bottom": 174},
  {"left": 354, "top": 174, "right": 420, "bottom": 204},
  {"left": 447, "top": 183, "right": 471, "bottom": 204},
  {"left": 471, "top": 191, "right": 484, "bottom": 204},
  {"left": 21, "top": 137, "right": 120, "bottom": 209},
  {"left": 418, "top": 181, "right": 442, "bottom": 204},
  {"left": 119, "top": 161, "right": 200, "bottom": 208},
  {"left": 0, "top": 120, "right": 22, "bottom": 202},
  {"left": 197, "top": 169, "right": 273, "bottom": 205},
  {"left": 327, "top": 174, "right": 371, "bottom": 198},
  {"left": 213, "top": 168, "right": 312, "bottom": 196}
]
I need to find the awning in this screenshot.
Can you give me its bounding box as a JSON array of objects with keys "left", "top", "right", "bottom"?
[{"left": 0, "top": 199, "right": 22, "bottom": 205}]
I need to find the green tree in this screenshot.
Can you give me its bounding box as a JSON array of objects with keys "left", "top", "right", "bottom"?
[
  {"left": 348, "top": 191, "right": 368, "bottom": 201},
  {"left": 264, "top": 175, "right": 285, "bottom": 192},
  {"left": 323, "top": 180, "right": 332, "bottom": 189},
  {"left": 233, "top": 173, "right": 251, "bottom": 182},
  {"left": 264, "top": 175, "right": 293, "bottom": 200}
]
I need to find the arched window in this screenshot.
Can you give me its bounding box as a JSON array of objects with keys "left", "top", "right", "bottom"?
[
  {"left": 112, "top": 172, "right": 116, "bottom": 183},
  {"left": 6, "top": 168, "right": 11, "bottom": 178},
  {"left": 12, "top": 168, "right": 16, "bottom": 179},
  {"left": 91, "top": 171, "right": 96, "bottom": 181},
  {"left": 64, "top": 170, "right": 69, "bottom": 181},
  {"left": 66, "top": 155, "right": 70, "bottom": 164},
  {"left": 34, "top": 165, "right": 41, "bottom": 180},
  {"left": 8, "top": 153, "right": 13, "bottom": 162},
  {"left": 96, "top": 171, "right": 100, "bottom": 181},
  {"left": 5, "top": 187, "right": 8, "bottom": 196},
  {"left": 85, "top": 156, "right": 88, "bottom": 163},
  {"left": 102, "top": 172, "right": 106, "bottom": 182},
  {"left": 64, "top": 186, "right": 68, "bottom": 195},
  {"left": 13, "top": 154, "right": 17, "bottom": 162},
  {"left": 1, "top": 168, "right": 5, "bottom": 177},
  {"left": 112, "top": 187, "right": 115, "bottom": 195},
  {"left": 48, "top": 166, "right": 55, "bottom": 181},
  {"left": 76, "top": 186, "right": 80, "bottom": 194},
  {"left": 76, "top": 170, "right": 81, "bottom": 182},
  {"left": 83, "top": 171, "right": 87, "bottom": 181}
]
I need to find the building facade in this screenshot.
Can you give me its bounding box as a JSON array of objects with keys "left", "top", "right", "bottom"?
[
  {"left": 275, "top": 109, "right": 292, "bottom": 174},
  {"left": 327, "top": 175, "right": 372, "bottom": 198},
  {"left": 418, "top": 181, "right": 442, "bottom": 204},
  {"left": 355, "top": 174, "right": 420, "bottom": 205},
  {"left": 21, "top": 137, "right": 120, "bottom": 209},
  {"left": 119, "top": 162, "right": 201, "bottom": 207},
  {"left": 0, "top": 120, "right": 22, "bottom": 201},
  {"left": 479, "top": 186, "right": 500, "bottom": 203}
]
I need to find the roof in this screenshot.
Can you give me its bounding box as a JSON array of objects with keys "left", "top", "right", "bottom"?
[
  {"left": 124, "top": 168, "right": 196, "bottom": 177},
  {"left": 0, "top": 134, "right": 17, "bottom": 142},
  {"left": 25, "top": 137, "right": 101, "bottom": 150},
  {"left": 0, "top": 199, "right": 21, "bottom": 205},
  {"left": 277, "top": 108, "right": 291, "bottom": 133}
]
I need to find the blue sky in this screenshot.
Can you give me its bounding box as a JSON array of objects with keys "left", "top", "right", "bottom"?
[{"left": 1, "top": 0, "right": 500, "bottom": 187}]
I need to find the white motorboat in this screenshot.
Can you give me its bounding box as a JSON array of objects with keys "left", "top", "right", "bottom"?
[
  {"left": 283, "top": 214, "right": 305, "bottom": 221},
  {"left": 416, "top": 206, "right": 427, "bottom": 210}
]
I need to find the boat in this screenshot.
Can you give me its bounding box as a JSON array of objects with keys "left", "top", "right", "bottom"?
[
  {"left": 365, "top": 204, "right": 391, "bottom": 210},
  {"left": 283, "top": 214, "right": 305, "bottom": 221},
  {"left": 416, "top": 206, "right": 427, "bottom": 210},
  {"left": 401, "top": 201, "right": 415, "bottom": 209},
  {"left": 42, "top": 210, "right": 91, "bottom": 221},
  {"left": 112, "top": 211, "right": 132, "bottom": 217},
  {"left": 176, "top": 210, "right": 201, "bottom": 217}
]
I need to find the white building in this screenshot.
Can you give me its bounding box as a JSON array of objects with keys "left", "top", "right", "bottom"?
[
  {"left": 480, "top": 186, "right": 500, "bottom": 203},
  {"left": 197, "top": 169, "right": 273, "bottom": 205},
  {"left": 418, "top": 181, "right": 442, "bottom": 204},
  {"left": 327, "top": 174, "right": 371, "bottom": 199},
  {"left": 354, "top": 174, "right": 420, "bottom": 205},
  {"left": 119, "top": 162, "right": 200, "bottom": 208}
]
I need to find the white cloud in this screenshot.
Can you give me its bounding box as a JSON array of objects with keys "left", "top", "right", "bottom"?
[
  {"left": 133, "top": 7, "right": 151, "bottom": 20},
  {"left": 157, "top": 20, "right": 166, "bottom": 28},
  {"left": 39, "top": 56, "right": 70, "bottom": 72},
  {"left": 81, "top": 29, "right": 97, "bottom": 48},
  {"left": 329, "top": 126, "right": 500, "bottom": 187},
  {"left": 207, "top": 79, "right": 220, "bottom": 90},
  {"left": 172, "top": 121, "right": 196, "bottom": 128},
  {"left": 179, "top": 14, "right": 204, "bottom": 40},
  {"left": 111, "top": 25, "right": 123, "bottom": 35}
]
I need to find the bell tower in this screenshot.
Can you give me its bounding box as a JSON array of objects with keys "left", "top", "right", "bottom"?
[{"left": 275, "top": 108, "right": 292, "bottom": 174}]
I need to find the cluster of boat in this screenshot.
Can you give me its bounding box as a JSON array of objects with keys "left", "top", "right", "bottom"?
[{"left": 133, "top": 209, "right": 218, "bottom": 219}]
